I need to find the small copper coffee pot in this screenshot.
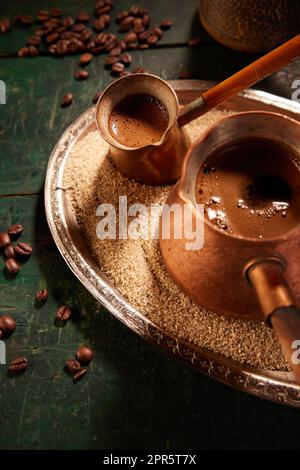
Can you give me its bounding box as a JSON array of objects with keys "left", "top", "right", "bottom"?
[{"left": 159, "top": 112, "right": 300, "bottom": 384}]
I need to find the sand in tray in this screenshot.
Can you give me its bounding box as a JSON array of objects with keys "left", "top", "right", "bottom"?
[{"left": 63, "top": 108, "right": 288, "bottom": 371}]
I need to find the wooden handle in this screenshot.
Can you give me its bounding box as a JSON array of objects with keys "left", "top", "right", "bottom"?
[
  {"left": 178, "top": 34, "right": 300, "bottom": 127},
  {"left": 270, "top": 307, "right": 300, "bottom": 385}
]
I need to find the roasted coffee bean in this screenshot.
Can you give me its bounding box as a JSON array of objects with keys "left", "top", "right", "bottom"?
[
  {"left": 109, "top": 46, "right": 122, "bottom": 56},
  {"left": 4, "top": 244, "right": 15, "bottom": 258},
  {"left": 80, "top": 28, "right": 93, "bottom": 42},
  {"left": 28, "top": 46, "right": 39, "bottom": 57},
  {"left": 105, "top": 55, "right": 119, "bottom": 67},
  {"left": 79, "top": 52, "right": 92, "bottom": 66},
  {"left": 61, "top": 93, "right": 74, "bottom": 108},
  {"left": 188, "top": 37, "right": 203, "bottom": 47},
  {"left": 133, "top": 25, "right": 145, "bottom": 34},
  {"left": 36, "top": 289, "right": 48, "bottom": 302},
  {"left": 130, "top": 5, "right": 140, "bottom": 16},
  {"left": 7, "top": 224, "right": 23, "bottom": 238},
  {"left": 124, "top": 32, "right": 137, "bottom": 44},
  {"left": 50, "top": 7, "right": 62, "bottom": 18},
  {"left": 119, "top": 15, "right": 134, "bottom": 32},
  {"left": 46, "top": 32, "right": 59, "bottom": 44},
  {"left": 65, "top": 358, "right": 81, "bottom": 374},
  {"left": 92, "top": 91, "right": 101, "bottom": 104},
  {"left": 56, "top": 25, "right": 66, "bottom": 34},
  {"left": 36, "top": 11, "right": 49, "bottom": 22},
  {"left": 76, "top": 346, "right": 94, "bottom": 365},
  {"left": 118, "top": 40, "right": 127, "bottom": 51},
  {"left": 179, "top": 70, "right": 194, "bottom": 79},
  {"left": 127, "top": 42, "right": 138, "bottom": 50},
  {"left": 0, "top": 316, "right": 16, "bottom": 337},
  {"left": 27, "top": 36, "right": 41, "bottom": 47},
  {"left": 72, "top": 23, "right": 85, "bottom": 33},
  {"left": 49, "top": 44, "right": 58, "bottom": 55},
  {"left": 139, "top": 30, "right": 150, "bottom": 41},
  {"left": 116, "top": 11, "right": 129, "bottom": 23},
  {"left": 95, "top": 32, "right": 108, "bottom": 44},
  {"left": 18, "top": 47, "right": 29, "bottom": 58},
  {"left": 96, "top": 4, "right": 111, "bottom": 15},
  {"left": 9, "top": 357, "right": 28, "bottom": 373},
  {"left": 119, "top": 53, "right": 132, "bottom": 66},
  {"left": 138, "top": 43, "right": 149, "bottom": 50},
  {"left": 17, "top": 15, "right": 34, "bottom": 27},
  {"left": 73, "top": 368, "right": 87, "bottom": 383},
  {"left": 132, "top": 66, "right": 147, "bottom": 73},
  {"left": 56, "top": 305, "right": 72, "bottom": 321},
  {"left": 111, "top": 61, "right": 124, "bottom": 74},
  {"left": 142, "top": 14, "right": 150, "bottom": 27},
  {"left": 0, "top": 232, "right": 11, "bottom": 249},
  {"left": 93, "top": 19, "right": 105, "bottom": 32},
  {"left": 133, "top": 17, "right": 143, "bottom": 27},
  {"left": 34, "top": 28, "right": 45, "bottom": 37},
  {"left": 5, "top": 258, "right": 20, "bottom": 274},
  {"left": 152, "top": 27, "right": 163, "bottom": 38},
  {"left": 147, "top": 34, "right": 159, "bottom": 45},
  {"left": 119, "top": 70, "right": 131, "bottom": 77},
  {"left": 63, "top": 16, "right": 74, "bottom": 28},
  {"left": 74, "top": 70, "right": 89, "bottom": 81},
  {"left": 99, "top": 14, "right": 110, "bottom": 26},
  {"left": 15, "top": 242, "right": 32, "bottom": 256},
  {"left": 0, "top": 18, "right": 11, "bottom": 33},
  {"left": 105, "top": 39, "right": 118, "bottom": 52},
  {"left": 76, "top": 11, "right": 90, "bottom": 23},
  {"left": 160, "top": 19, "right": 172, "bottom": 29}
]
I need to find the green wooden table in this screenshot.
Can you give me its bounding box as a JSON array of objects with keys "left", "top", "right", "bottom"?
[{"left": 1, "top": 0, "right": 300, "bottom": 451}]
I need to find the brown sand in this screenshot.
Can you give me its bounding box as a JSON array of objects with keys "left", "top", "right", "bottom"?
[{"left": 64, "top": 109, "right": 288, "bottom": 371}]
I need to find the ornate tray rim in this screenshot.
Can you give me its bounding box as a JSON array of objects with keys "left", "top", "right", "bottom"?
[{"left": 45, "top": 80, "right": 300, "bottom": 408}]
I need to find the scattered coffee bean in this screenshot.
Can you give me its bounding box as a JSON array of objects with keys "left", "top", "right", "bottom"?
[
  {"left": 76, "top": 11, "right": 90, "bottom": 23},
  {"left": 147, "top": 34, "right": 159, "bottom": 46},
  {"left": 160, "top": 19, "right": 172, "bottom": 30},
  {"left": 104, "top": 55, "right": 119, "bottom": 68},
  {"left": 124, "top": 32, "right": 137, "bottom": 44},
  {"left": 138, "top": 43, "right": 149, "bottom": 50},
  {"left": 96, "top": 4, "right": 112, "bottom": 15},
  {"left": 73, "top": 368, "right": 87, "bottom": 383},
  {"left": 93, "top": 91, "right": 101, "bottom": 104},
  {"left": 7, "top": 223, "right": 23, "bottom": 239},
  {"left": 119, "top": 53, "right": 132, "bottom": 66},
  {"left": 76, "top": 346, "right": 94, "bottom": 365},
  {"left": 27, "top": 36, "right": 41, "bottom": 47},
  {"left": 79, "top": 52, "right": 92, "bottom": 66},
  {"left": 152, "top": 27, "right": 163, "bottom": 39},
  {"left": 15, "top": 242, "right": 32, "bottom": 257},
  {"left": 111, "top": 61, "right": 124, "bottom": 75},
  {"left": 36, "top": 289, "right": 48, "bottom": 302},
  {"left": 119, "top": 16, "right": 134, "bottom": 32},
  {"left": 5, "top": 257, "right": 20, "bottom": 274},
  {"left": 139, "top": 30, "right": 150, "bottom": 41},
  {"left": 133, "top": 25, "right": 145, "bottom": 34},
  {"left": 132, "top": 67, "right": 147, "bottom": 73},
  {"left": 63, "top": 16, "right": 74, "bottom": 28},
  {"left": 127, "top": 42, "right": 138, "bottom": 50},
  {"left": 109, "top": 46, "right": 122, "bottom": 56},
  {"left": 0, "top": 232, "right": 11, "bottom": 249},
  {"left": 17, "top": 15, "right": 34, "bottom": 27},
  {"left": 65, "top": 358, "right": 81, "bottom": 374},
  {"left": 72, "top": 23, "right": 85, "bottom": 33},
  {"left": 99, "top": 14, "right": 110, "bottom": 26},
  {"left": 142, "top": 14, "right": 150, "bottom": 27},
  {"left": 116, "top": 11, "right": 129, "bottom": 23},
  {"left": 119, "top": 70, "right": 131, "bottom": 77},
  {"left": 4, "top": 244, "right": 15, "bottom": 258},
  {"left": 74, "top": 70, "right": 89, "bottom": 80},
  {"left": 18, "top": 47, "right": 30, "bottom": 58},
  {"left": 50, "top": 7, "right": 62, "bottom": 18},
  {"left": 0, "top": 315, "right": 16, "bottom": 337},
  {"left": 60, "top": 93, "right": 74, "bottom": 108},
  {"left": 46, "top": 32, "right": 59, "bottom": 44},
  {"left": 93, "top": 19, "right": 105, "bottom": 32},
  {"left": 36, "top": 10, "right": 49, "bottom": 22},
  {"left": 8, "top": 357, "right": 28, "bottom": 373},
  {"left": 188, "top": 37, "right": 203, "bottom": 47},
  {"left": 56, "top": 305, "right": 72, "bottom": 321},
  {"left": 28, "top": 46, "right": 39, "bottom": 57},
  {"left": 0, "top": 18, "right": 11, "bottom": 33}
]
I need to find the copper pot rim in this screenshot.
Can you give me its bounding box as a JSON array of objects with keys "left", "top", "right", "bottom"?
[
  {"left": 178, "top": 110, "right": 300, "bottom": 245},
  {"left": 95, "top": 73, "right": 180, "bottom": 152}
]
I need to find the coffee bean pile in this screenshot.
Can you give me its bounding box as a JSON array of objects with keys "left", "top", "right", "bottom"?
[
  {"left": 0, "top": 1, "right": 173, "bottom": 84},
  {"left": 65, "top": 346, "right": 93, "bottom": 383},
  {"left": 0, "top": 224, "right": 32, "bottom": 277}
]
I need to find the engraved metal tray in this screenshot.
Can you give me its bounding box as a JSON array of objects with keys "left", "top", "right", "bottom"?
[{"left": 45, "top": 80, "right": 300, "bottom": 407}]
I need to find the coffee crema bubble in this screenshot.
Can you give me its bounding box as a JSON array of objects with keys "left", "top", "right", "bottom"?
[
  {"left": 196, "top": 139, "right": 300, "bottom": 239},
  {"left": 108, "top": 93, "right": 169, "bottom": 148}
]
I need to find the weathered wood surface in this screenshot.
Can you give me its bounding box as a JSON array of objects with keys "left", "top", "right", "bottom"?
[{"left": 1, "top": 0, "right": 300, "bottom": 451}]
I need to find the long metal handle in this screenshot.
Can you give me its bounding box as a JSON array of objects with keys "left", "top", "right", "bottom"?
[{"left": 245, "top": 256, "right": 300, "bottom": 385}]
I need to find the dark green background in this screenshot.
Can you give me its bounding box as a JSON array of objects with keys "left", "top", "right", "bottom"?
[{"left": 0, "top": 0, "right": 300, "bottom": 450}]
